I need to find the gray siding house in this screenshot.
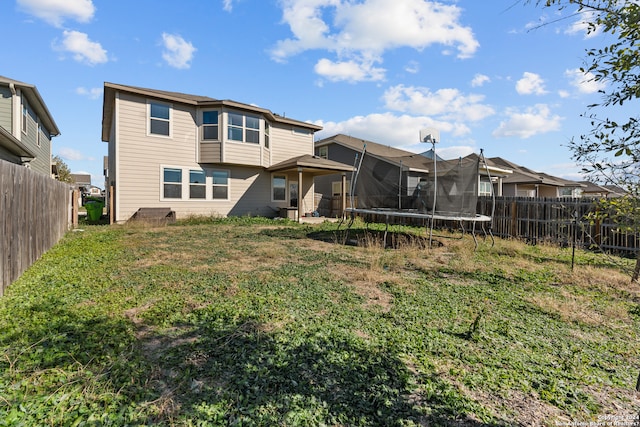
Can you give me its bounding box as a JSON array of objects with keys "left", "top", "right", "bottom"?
[
  {"left": 0, "top": 76, "right": 60, "bottom": 176},
  {"left": 101, "top": 83, "right": 352, "bottom": 223}
]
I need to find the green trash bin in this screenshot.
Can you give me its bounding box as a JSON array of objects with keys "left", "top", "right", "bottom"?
[{"left": 85, "top": 201, "right": 104, "bottom": 221}]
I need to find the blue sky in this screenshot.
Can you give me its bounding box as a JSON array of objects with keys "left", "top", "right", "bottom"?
[{"left": 2, "top": 0, "right": 623, "bottom": 187}]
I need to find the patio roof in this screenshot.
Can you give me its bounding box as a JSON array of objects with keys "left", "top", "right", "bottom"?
[{"left": 267, "top": 154, "right": 353, "bottom": 175}]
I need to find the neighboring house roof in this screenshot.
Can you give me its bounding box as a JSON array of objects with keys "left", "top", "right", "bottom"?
[
  {"left": 315, "top": 134, "right": 430, "bottom": 173},
  {"left": 71, "top": 173, "right": 92, "bottom": 186},
  {"left": 578, "top": 181, "right": 612, "bottom": 195},
  {"left": 603, "top": 184, "right": 628, "bottom": 197},
  {"left": 419, "top": 148, "right": 444, "bottom": 161},
  {"left": 0, "top": 75, "right": 60, "bottom": 137},
  {"left": 462, "top": 153, "right": 513, "bottom": 177},
  {"left": 101, "top": 82, "right": 322, "bottom": 142},
  {"left": 489, "top": 157, "right": 585, "bottom": 187},
  {"left": 267, "top": 154, "right": 354, "bottom": 174}
]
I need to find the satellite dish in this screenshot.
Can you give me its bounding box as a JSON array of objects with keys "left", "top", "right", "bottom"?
[{"left": 419, "top": 128, "right": 440, "bottom": 143}]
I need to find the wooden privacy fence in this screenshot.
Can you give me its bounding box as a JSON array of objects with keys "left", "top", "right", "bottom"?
[
  {"left": 477, "top": 196, "right": 639, "bottom": 255},
  {"left": 1, "top": 159, "right": 72, "bottom": 295}
]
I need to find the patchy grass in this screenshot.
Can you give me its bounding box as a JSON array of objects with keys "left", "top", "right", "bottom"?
[{"left": 0, "top": 217, "right": 638, "bottom": 426}]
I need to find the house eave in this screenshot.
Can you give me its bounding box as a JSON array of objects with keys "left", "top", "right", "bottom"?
[{"left": 0, "top": 126, "right": 36, "bottom": 158}]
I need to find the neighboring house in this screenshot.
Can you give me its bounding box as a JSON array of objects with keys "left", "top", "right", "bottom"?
[
  {"left": 314, "top": 134, "right": 432, "bottom": 212},
  {"left": 101, "top": 82, "right": 352, "bottom": 223},
  {"left": 71, "top": 173, "right": 91, "bottom": 190},
  {"left": 488, "top": 157, "right": 585, "bottom": 198},
  {"left": 0, "top": 76, "right": 60, "bottom": 176}
]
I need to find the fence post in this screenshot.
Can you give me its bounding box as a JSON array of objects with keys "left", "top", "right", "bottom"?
[
  {"left": 109, "top": 185, "right": 114, "bottom": 224},
  {"left": 510, "top": 200, "right": 518, "bottom": 238},
  {"left": 72, "top": 189, "right": 79, "bottom": 228}
]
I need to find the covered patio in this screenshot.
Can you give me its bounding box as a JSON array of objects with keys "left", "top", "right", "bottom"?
[{"left": 267, "top": 154, "right": 354, "bottom": 222}]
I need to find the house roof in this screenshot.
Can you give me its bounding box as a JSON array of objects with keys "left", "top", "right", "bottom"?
[
  {"left": 267, "top": 154, "right": 353, "bottom": 174},
  {"left": 101, "top": 82, "right": 322, "bottom": 142},
  {"left": 488, "top": 157, "right": 585, "bottom": 187},
  {"left": 315, "top": 134, "right": 430, "bottom": 173},
  {"left": 462, "top": 153, "right": 513, "bottom": 177},
  {"left": 0, "top": 126, "right": 35, "bottom": 159},
  {"left": 71, "top": 173, "right": 92, "bottom": 186},
  {"left": 0, "top": 75, "right": 61, "bottom": 137}
]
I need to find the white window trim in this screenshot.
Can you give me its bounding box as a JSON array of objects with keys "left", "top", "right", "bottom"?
[
  {"left": 160, "top": 165, "right": 183, "bottom": 201},
  {"left": 200, "top": 109, "right": 220, "bottom": 142},
  {"left": 264, "top": 122, "right": 270, "bottom": 150},
  {"left": 160, "top": 166, "right": 231, "bottom": 201},
  {"left": 226, "top": 111, "right": 261, "bottom": 145},
  {"left": 210, "top": 168, "right": 231, "bottom": 201},
  {"left": 147, "top": 100, "right": 172, "bottom": 138},
  {"left": 21, "top": 97, "right": 28, "bottom": 135},
  {"left": 318, "top": 146, "right": 328, "bottom": 159}
]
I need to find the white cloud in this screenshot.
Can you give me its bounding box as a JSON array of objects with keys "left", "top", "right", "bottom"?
[
  {"left": 565, "top": 68, "right": 606, "bottom": 94},
  {"left": 516, "top": 72, "right": 547, "bottom": 95},
  {"left": 76, "top": 86, "right": 103, "bottom": 99},
  {"left": 314, "top": 57, "right": 385, "bottom": 82},
  {"left": 492, "top": 104, "right": 563, "bottom": 139},
  {"left": 315, "top": 112, "right": 468, "bottom": 150},
  {"left": 405, "top": 61, "right": 420, "bottom": 74},
  {"left": 17, "top": 0, "right": 95, "bottom": 27},
  {"left": 271, "top": 0, "right": 479, "bottom": 82},
  {"left": 58, "top": 30, "right": 108, "bottom": 65},
  {"left": 222, "top": 0, "right": 234, "bottom": 12},
  {"left": 471, "top": 73, "right": 490, "bottom": 87},
  {"left": 564, "top": 11, "right": 602, "bottom": 39},
  {"left": 382, "top": 84, "right": 495, "bottom": 122},
  {"left": 58, "top": 147, "right": 94, "bottom": 161},
  {"left": 161, "top": 33, "right": 196, "bottom": 69}
]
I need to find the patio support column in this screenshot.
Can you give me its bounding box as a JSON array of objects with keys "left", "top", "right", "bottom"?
[
  {"left": 298, "top": 167, "right": 303, "bottom": 222},
  {"left": 341, "top": 173, "right": 347, "bottom": 218}
]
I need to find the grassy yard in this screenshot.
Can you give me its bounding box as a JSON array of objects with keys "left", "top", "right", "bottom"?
[{"left": 0, "top": 217, "right": 638, "bottom": 426}]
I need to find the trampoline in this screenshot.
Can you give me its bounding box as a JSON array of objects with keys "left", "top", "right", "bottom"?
[{"left": 339, "top": 133, "right": 495, "bottom": 249}]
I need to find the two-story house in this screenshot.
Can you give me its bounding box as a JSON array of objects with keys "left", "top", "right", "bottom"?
[
  {"left": 0, "top": 76, "right": 60, "bottom": 176},
  {"left": 101, "top": 82, "right": 352, "bottom": 223}
]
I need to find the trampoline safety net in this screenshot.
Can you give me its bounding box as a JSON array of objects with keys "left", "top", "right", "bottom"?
[{"left": 350, "top": 151, "right": 482, "bottom": 218}]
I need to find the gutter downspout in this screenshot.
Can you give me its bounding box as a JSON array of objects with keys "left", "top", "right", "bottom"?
[{"left": 9, "top": 83, "right": 20, "bottom": 139}]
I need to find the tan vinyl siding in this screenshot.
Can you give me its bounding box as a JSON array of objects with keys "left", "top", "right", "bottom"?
[
  {"left": 115, "top": 92, "right": 198, "bottom": 221},
  {"left": 199, "top": 141, "right": 221, "bottom": 163},
  {"left": 0, "top": 86, "right": 12, "bottom": 132},
  {"left": 223, "top": 141, "right": 261, "bottom": 166},
  {"left": 269, "top": 123, "right": 314, "bottom": 165}
]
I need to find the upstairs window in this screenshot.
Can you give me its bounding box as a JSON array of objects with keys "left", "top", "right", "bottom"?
[
  {"left": 264, "top": 122, "right": 270, "bottom": 149},
  {"left": 37, "top": 119, "right": 42, "bottom": 147},
  {"left": 149, "top": 102, "right": 171, "bottom": 136},
  {"left": 21, "top": 98, "right": 28, "bottom": 134},
  {"left": 318, "top": 146, "right": 328, "bottom": 159},
  {"left": 228, "top": 112, "right": 260, "bottom": 144},
  {"left": 202, "top": 110, "right": 219, "bottom": 141}
]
